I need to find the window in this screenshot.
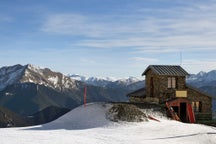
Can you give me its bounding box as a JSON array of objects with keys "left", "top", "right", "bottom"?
[
  {"left": 192, "top": 101, "right": 202, "bottom": 112},
  {"left": 168, "top": 77, "right": 172, "bottom": 88},
  {"left": 171, "top": 77, "right": 176, "bottom": 88},
  {"left": 168, "top": 77, "right": 176, "bottom": 88}
]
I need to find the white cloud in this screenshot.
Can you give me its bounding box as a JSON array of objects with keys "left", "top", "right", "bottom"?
[
  {"left": 183, "top": 59, "right": 216, "bottom": 73},
  {"left": 41, "top": 14, "right": 106, "bottom": 37},
  {"left": 37, "top": 4, "right": 216, "bottom": 78},
  {"left": 131, "top": 57, "right": 158, "bottom": 63},
  {"left": 80, "top": 58, "right": 96, "bottom": 64},
  {"left": 41, "top": 1, "right": 216, "bottom": 60}
]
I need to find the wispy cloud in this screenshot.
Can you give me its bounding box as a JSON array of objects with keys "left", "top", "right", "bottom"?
[
  {"left": 39, "top": 1, "right": 216, "bottom": 75},
  {"left": 80, "top": 58, "right": 96, "bottom": 65},
  {"left": 41, "top": 14, "right": 105, "bottom": 37},
  {"left": 40, "top": 1, "right": 216, "bottom": 54},
  {"left": 131, "top": 57, "right": 158, "bottom": 63},
  {"left": 183, "top": 58, "right": 216, "bottom": 73}
]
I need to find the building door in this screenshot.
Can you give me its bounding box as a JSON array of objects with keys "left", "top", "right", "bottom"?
[
  {"left": 150, "top": 77, "right": 154, "bottom": 97},
  {"left": 180, "top": 102, "right": 187, "bottom": 122}
]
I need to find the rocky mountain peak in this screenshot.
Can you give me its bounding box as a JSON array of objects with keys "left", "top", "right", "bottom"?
[
  {"left": 0, "top": 64, "right": 79, "bottom": 91},
  {"left": 23, "top": 64, "right": 79, "bottom": 90},
  {"left": 0, "top": 64, "right": 25, "bottom": 90}
]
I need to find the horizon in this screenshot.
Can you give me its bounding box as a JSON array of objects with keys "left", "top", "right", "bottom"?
[
  {"left": 0, "top": 63, "right": 215, "bottom": 79},
  {"left": 1, "top": 0, "right": 216, "bottom": 77}
]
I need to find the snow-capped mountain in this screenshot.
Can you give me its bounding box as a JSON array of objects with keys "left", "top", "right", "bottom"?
[
  {"left": 69, "top": 74, "right": 144, "bottom": 90},
  {"left": 187, "top": 70, "right": 216, "bottom": 88},
  {"left": 69, "top": 74, "right": 117, "bottom": 87},
  {"left": 187, "top": 70, "right": 216, "bottom": 111},
  {"left": 113, "top": 77, "right": 143, "bottom": 86},
  {"left": 0, "top": 64, "right": 128, "bottom": 116},
  {"left": 70, "top": 74, "right": 117, "bottom": 82},
  {"left": 187, "top": 70, "right": 216, "bottom": 82},
  {"left": 0, "top": 64, "right": 78, "bottom": 91}
]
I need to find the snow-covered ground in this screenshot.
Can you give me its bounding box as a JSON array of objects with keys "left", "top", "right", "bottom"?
[{"left": 0, "top": 103, "right": 215, "bottom": 144}]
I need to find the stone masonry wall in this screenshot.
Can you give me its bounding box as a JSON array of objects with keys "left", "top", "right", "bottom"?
[
  {"left": 187, "top": 87, "right": 212, "bottom": 113},
  {"left": 145, "top": 69, "right": 187, "bottom": 103}
]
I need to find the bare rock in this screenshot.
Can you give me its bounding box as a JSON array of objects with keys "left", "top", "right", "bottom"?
[{"left": 106, "top": 104, "right": 148, "bottom": 122}]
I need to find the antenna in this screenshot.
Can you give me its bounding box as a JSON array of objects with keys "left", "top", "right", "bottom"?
[{"left": 180, "top": 51, "right": 182, "bottom": 66}]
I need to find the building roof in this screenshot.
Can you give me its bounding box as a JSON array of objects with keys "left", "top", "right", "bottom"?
[
  {"left": 142, "top": 65, "right": 189, "bottom": 76},
  {"left": 186, "top": 84, "right": 213, "bottom": 99},
  {"left": 127, "top": 87, "right": 146, "bottom": 98}
]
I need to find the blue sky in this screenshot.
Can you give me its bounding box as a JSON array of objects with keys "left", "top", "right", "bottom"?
[{"left": 1, "top": 0, "right": 216, "bottom": 77}]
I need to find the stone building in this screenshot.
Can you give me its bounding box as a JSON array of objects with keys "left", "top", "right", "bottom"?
[{"left": 128, "top": 65, "right": 212, "bottom": 121}]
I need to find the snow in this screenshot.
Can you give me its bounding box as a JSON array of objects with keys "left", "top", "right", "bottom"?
[
  {"left": 187, "top": 70, "right": 216, "bottom": 82},
  {"left": 0, "top": 65, "right": 25, "bottom": 90},
  {"left": 0, "top": 103, "right": 215, "bottom": 144},
  {"left": 116, "top": 76, "right": 143, "bottom": 85},
  {"left": 27, "top": 64, "right": 44, "bottom": 75},
  {"left": 69, "top": 74, "right": 143, "bottom": 83},
  {"left": 48, "top": 76, "right": 59, "bottom": 86}
]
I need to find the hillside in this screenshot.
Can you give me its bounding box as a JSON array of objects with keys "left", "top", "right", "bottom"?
[
  {"left": 27, "top": 106, "right": 70, "bottom": 125},
  {"left": 0, "top": 106, "right": 29, "bottom": 127},
  {"left": 0, "top": 103, "right": 215, "bottom": 144}
]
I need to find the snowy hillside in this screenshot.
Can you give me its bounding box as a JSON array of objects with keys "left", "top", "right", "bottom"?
[{"left": 0, "top": 103, "right": 215, "bottom": 144}]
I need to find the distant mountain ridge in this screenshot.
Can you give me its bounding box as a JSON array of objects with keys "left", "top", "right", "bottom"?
[
  {"left": 186, "top": 70, "right": 216, "bottom": 112},
  {"left": 187, "top": 70, "right": 216, "bottom": 85},
  {"left": 69, "top": 74, "right": 144, "bottom": 91},
  {"left": 186, "top": 70, "right": 216, "bottom": 96}
]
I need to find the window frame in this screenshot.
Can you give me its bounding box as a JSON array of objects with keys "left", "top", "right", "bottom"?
[
  {"left": 167, "top": 77, "right": 176, "bottom": 88},
  {"left": 192, "top": 101, "right": 202, "bottom": 113}
]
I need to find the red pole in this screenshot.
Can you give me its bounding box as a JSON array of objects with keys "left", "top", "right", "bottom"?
[{"left": 84, "top": 86, "right": 86, "bottom": 107}]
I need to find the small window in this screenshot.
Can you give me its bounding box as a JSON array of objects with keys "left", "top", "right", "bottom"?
[
  {"left": 192, "top": 101, "right": 202, "bottom": 112},
  {"left": 168, "top": 77, "right": 172, "bottom": 88},
  {"left": 168, "top": 77, "right": 176, "bottom": 88},
  {"left": 171, "top": 77, "right": 176, "bottom": 88}
]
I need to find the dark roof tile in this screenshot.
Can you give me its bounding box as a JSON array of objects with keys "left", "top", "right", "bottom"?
[{"left": 142, "top": 65, "right": 189, "bottom": 76}]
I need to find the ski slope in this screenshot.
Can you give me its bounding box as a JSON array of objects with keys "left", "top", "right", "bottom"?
[{"left": 0, "top": 103, "right": 215, "bottom": 144}]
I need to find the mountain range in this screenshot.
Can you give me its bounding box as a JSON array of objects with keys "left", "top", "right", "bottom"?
[
  {"left": 0, "top": 64, "right": 144, "bottom": 117},
  {"left": 69, "top": 74, "right": 144, "bottom": 91},
  {"left": 70, "top": 71, "right": 216, "bottom": 97},
  {"left": 186, "top": 70, "right": 216, "bottom": 98},
  {"left": 0, "top": 64, "right": 215, "bottom": 127}
]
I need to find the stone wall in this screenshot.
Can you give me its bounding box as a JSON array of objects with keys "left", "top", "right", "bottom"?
[
  {"left": 187, "top": 87, "right": 212, "bottom": 120},
  {"left": 145, "top": 70, "right": 156, "bottom": 98},
  {"left": 145, "top": 69, "right": 187, "bottom": 103},
  {"left": 129, "top": 97, "right": 159, "bottom": 104}
]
